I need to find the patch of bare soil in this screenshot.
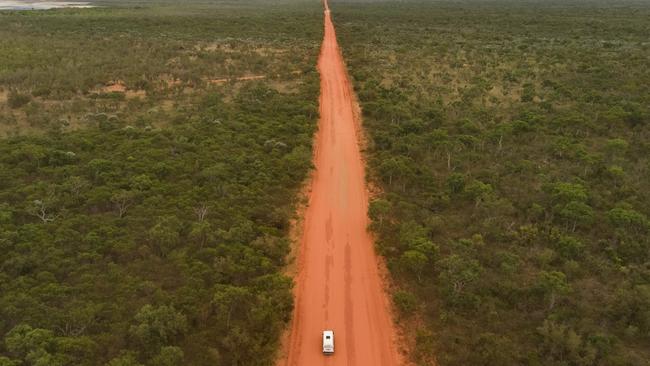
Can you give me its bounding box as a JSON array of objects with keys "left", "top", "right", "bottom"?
[
  {"left": 208, "top": 75, "right": 266, "bottom": 84},
  {"left": 199, "top": 42, "right": 286, "bottom": 57},
  {"left": 125, "top": 90, "right": 146, "bottom": 99},
  {"left": 103, "top": 81, "right": 127, "bottom": 93},
  {"left": 0, "top": 109, "right": 35, "bottom": 137},
  {"left": 96, "top": 81, "right": 146, "bottom": 99},
  {"left": 255, "top": 46, "right": 287, "bottom": 57},
  {"left": 199, "top": 42, "right": 236, "bottom": 53},
  {"left": 160, "top": 100, "right": 175, "bottom": 111}
]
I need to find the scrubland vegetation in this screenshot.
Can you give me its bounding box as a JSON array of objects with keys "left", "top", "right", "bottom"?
[
  {"left": 334, "top": 1, "right": 650, "bottom": 365},
  {"left": 0, "top": 1, "right": 321, "bottom": 365},
  {"left": 0, "top": 1, "right": 321, "bottom": 135}
]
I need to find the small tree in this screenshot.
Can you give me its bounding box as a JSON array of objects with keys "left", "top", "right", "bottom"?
[
  {"left": 438, "top": 255, "right": 482, "bottom": 305},
  {"left": 399, "top": 250, "right": 428, "bottom": 282},
  {"left": 604, "top": 138, "right": 628, "bottom": 160},
  {"left": 466, "top": 180, "right": 493, "bottom": 207},
  {"left": 368, "top": 199, "right": 390, "bottom": 228},
  {"left": 193, "top": 203, "right": 209, "bottom": 222},
  {"left": 27, "top": 199, "right": 58, "bottom": 223},
  {"left": 555, "top": 235, "right": 584, "bottom": 259},
  {"left": 393, "top": 290, "right": 418, "bottom": 317},
  {"left": 608, "top": 207, "right": 648, "bottom": 233},
  {"left": 149, "top": 346, "right": 183, "bottom": 366},
  {"left": 129, "top": 305, "right": 187, "bottom": 352},
  {"left": 557, "top": 201, "right": 594, "bottom": 232},
  {"left": 378, "top": 157, "right": 412, "bottom": 188},
  {"left": 536, "top": 271, "right": 571, "bottom": 310},
  {"left": 212, "top": 285, "right": 253, "bottom": 329},
  {"left": 189, "top": 221, "right": 213, "bottom": 248},
  {"left": 63, "top": 176, "right": 89, "bottom": 201},
  {"left": 106, "top": 352, "right": 144, "bottom": 366},
  {"left": 446, "top": 173, "right": 465, "bottom": 194},
  {"left": 551, "top": 182, "right": 588, "bottom": 204},
  {"left": 148, "top": 216, "right": 182, "bottom": 256},
  {"left": 111, "top": 190, "right": 138, "bottom": 218},
  {"left": 7, "top": 91, "right": 31, "bottom": 109}
]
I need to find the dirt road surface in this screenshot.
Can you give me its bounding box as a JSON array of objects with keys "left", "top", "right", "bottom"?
[{"left": 282, "top": 1, "right": 403, "bottom": 365}]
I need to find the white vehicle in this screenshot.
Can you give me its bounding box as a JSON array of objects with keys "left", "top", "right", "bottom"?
[{"left": 322, "top": 330, "right": 334, "bottom": 355}]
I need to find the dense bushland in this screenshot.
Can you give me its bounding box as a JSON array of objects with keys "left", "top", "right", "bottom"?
[
  {"left": 0, "top": 2, "right": 321, "bottom": 365},
  {"left": 334, "top": 1, "right": 649, "bottom": 365}
]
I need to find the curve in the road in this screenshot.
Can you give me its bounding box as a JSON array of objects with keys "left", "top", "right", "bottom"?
[{"left": 282, "top": 1, "right": 403, "bottom": 365}]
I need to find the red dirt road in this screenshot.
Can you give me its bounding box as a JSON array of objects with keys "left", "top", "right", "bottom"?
[{"left": 282, "top": 2, "right": 403, "bottom": 365}]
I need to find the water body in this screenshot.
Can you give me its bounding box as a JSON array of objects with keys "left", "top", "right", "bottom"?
[{"left": 0, "top": 1, "right": 94, "bottom": 10}]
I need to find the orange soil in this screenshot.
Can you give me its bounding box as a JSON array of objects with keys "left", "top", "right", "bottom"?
[
  {"left": 103, "top": 82, "right": 127, "bottom": 93},
  {"left": 97, "top": 82, "right": 145, "bottom": 98},
  {"left": 281, "top": 1, "right": 403, "bottom": 365}
]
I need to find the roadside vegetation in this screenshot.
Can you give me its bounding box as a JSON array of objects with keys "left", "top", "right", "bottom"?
[
  {"left": 334, "top": 1, "right": 650, "bottom": 365},
  {"left": 0, "top": 1, "right": 321, "bottom": 365}
]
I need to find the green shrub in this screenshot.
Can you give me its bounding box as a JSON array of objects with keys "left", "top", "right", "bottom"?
[
  {"left": 7, "top": 91, "right": 31, "bottom": 109},
  {"left": 393, "top": 290, "right": 418, "bottom": 316}
]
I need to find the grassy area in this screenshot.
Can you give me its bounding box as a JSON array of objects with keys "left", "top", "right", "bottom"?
[
  {"left": 0, "top": 1, "right": 321, "bottom": 365},
  {"left": 333, "top": 1, "right": 649, "bottom": 365}
]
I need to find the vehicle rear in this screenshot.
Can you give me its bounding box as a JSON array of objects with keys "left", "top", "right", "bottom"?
[{"left": 322, "top": 330, "right": 334, "bottom": 355}]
